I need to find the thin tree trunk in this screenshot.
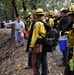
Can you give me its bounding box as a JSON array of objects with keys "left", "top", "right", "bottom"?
[
  {"left": 22, "top": 0, "right": 26, "bottom": 11},
  {"left": 12, "top": 0, "right": 20, "bottom": 17},
  {"left": 11, "top": 0, "right": 20, "bottom": 36},
  {"left": 51, "top": 0, "right": 54, "bottom": 11},
  {"left": 11, "top": 11, "right": 16, "bottom": 37}
]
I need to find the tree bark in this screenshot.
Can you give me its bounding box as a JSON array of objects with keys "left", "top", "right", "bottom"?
[
  {"left": 22, "top": 0, "right": 26, "bottom": 11},
  {"left": 12, "top": 0, "right": 20, "bottom": 17},
  {"left": 11, "top": 0, "right": 20, "bottom": 36},
  {"left": 11, "top": 11, "right": 16, "bottom": 37}
]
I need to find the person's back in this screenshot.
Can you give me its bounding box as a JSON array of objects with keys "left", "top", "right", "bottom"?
[
  {"left": 49, "top": 18, "right": 54, "bottom": 26},
  {"left": 59, "top": 15, "right": 70, "bottom": 30},
  {"left": 59, "top": 9, "right": 70, "bottom": 31}
]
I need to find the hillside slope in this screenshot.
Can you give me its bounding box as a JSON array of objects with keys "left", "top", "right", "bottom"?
[{"left": 0, "top": 29, "right": 64, "bottom": 75}]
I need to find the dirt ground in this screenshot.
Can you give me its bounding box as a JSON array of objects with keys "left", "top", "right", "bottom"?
[
  {"left": 0, "top": 29, "right": 65, "bottom": 75},
  {"left": 0, "top": 28, "right": 11, "bottom": 45}
]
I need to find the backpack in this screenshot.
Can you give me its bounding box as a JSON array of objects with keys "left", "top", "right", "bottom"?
[{"left": 39, "top": 20, "right": 58, "bottom": 52}]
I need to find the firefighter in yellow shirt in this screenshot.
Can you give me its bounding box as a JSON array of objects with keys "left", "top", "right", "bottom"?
[
  {"left": 25, "top": 10, "right": 38, "bottom": 69},
  {"left": 29, "top": 8, "right": 48, "bottom": 75},
  {"left": 25, "top": 12, "right": 33, "bottom": 31},
  {"left": 48, "top": 10, "right": 54, "bottom": 26}
]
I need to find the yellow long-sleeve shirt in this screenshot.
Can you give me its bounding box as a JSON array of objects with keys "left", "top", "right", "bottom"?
[
  {"left": 68, "top": 30, "right": 74, "bottom": 48},
  {"left": 30, "top": 21, "right": 46, "bottom": 48},
  {"left": 49, "top": 18, "right": 54, "bottom": 26}
]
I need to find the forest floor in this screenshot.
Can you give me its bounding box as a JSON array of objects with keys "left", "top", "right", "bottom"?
[{"left": 0, "top": 28, "right": 65, "bottom": 75}]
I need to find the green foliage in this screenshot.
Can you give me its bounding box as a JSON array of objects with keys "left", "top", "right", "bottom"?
[
  {"left": 0, "top": 0, "right": 13, "bottom": 21},
  {"left": 36, "top": 0, "right": 71, "bottom": 11},
  {"left": 0, "top": 0, "right": 73, "bottom": 21}
]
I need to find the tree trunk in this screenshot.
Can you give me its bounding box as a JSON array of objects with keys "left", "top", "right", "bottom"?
[
  {"left": 12, "top": 0, "right": 20, "bottom": 17},
  {"left": 11, "top": 11, "right": 16, "bottom": 37},
  {"left": 51, "top": 0, "right": 54, "bottom": 11},
  {"left": 11, "top": 0, "right": 20, "bottom": 36},
  {"left": 22, "top": 0, "right": 26, "bottom": 11}
]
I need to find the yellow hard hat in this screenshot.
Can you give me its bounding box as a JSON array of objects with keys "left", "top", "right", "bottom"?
[
  {"left": 27, "top": 12, "right": 32, "bottom": 16},
  {"left": 68, "top": 5, "right": 74, "bottom": 15},
  {"left": 69, "top": 5, "right": 74, "bottom": 12},
  {"left": 36, "top": 8, "right": 45, "bottom": 15},
  {"left": 48, "top": 10, "right": 54, "bottom": 17}
]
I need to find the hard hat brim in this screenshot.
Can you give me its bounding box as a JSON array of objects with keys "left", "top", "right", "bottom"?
[
  {"left": 68, "top": 12, "right": 74, "bottom": 15},
  {"left": 37, "top": 12, "right": 45, "bottom": 15}
]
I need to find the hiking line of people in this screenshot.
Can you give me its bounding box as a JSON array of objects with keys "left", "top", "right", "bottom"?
[{"left": 4, "top": 4, "right": 74, "bottom": 75}]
